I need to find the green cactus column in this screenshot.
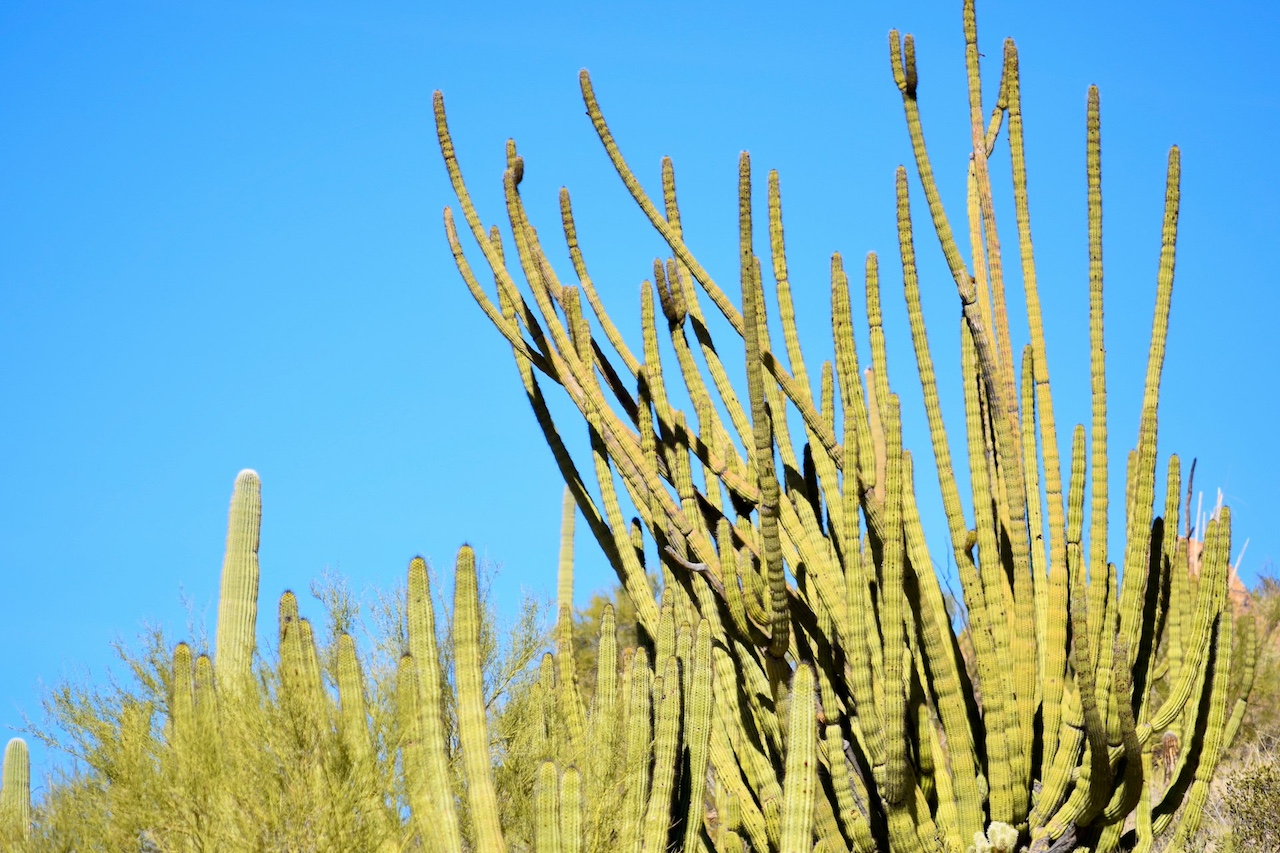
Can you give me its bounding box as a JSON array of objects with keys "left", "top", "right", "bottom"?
[
  {"left": 214, "top": 469, "right": 262, "bottom": 691},
  {"left": 453, "top": 545, "right": 508, "bottom": 853},
  {"left": 1, "top": 737, "right": 30, "bottom": 842},
  {"left": 404, "top": 556, "right": 462, "bottom": 853}
]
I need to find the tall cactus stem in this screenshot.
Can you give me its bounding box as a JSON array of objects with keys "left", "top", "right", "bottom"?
[
  {"left": 781, "top": 665, "right": 818, "bottom": 853},
  {"left": 405, "top": 557, "right": 463, "bottom": 853},
  {"left": 453, "top": 545, "right": 508, "bottom": 853},
  {"left": 1, "top": 738, "right": 30, "bottom": 842},
  {"left": 214, "top": 469, "right": 262, "bottom": 692}
]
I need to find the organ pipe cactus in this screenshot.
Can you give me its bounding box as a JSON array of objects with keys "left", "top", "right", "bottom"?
[{"left": 433, "top": 0, "right": 1247, "bottom": 848}]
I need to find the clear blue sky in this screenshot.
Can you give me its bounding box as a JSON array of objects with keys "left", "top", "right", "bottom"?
[{"left": 3, "top": 0, "right": 1277, "bottom": 792}]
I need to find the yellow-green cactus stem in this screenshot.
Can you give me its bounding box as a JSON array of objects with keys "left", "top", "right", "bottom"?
[
  {"left": 739, "top": 153, "right": 788, "bottom": 665},
  {"left": 278, "top": 589, "right": 299, "bottom": 647},
  {"left": 398, "top": 656, "right": 441, "bottom": 851},
  {"left": 168, "top": 641, "right": 194, "bottom": 743},
  {"left": 621, "top": 647, "right": 652, "bottom": 853},
  {"left": 214, "top": 469, "right": 262, "bottom": 692},
  {"left": 560, "top": 766, "right": 583, "bottom": 853},
  {"left": 335, "top": 632, "right": 396, "bottom": 853},
  {"left": 680, "top": 620, "right": 714, "bottom": 853},
  {"left": 405, "top": 557, "right": 462, "bottom": 853},
  {"left": 535, "top": 761, "right": 562, "bottom": 853},
  {"left": 641, "top": 654, "right": 681, "bottom": 853},
  {"left": 336, "top": 633, "right": 373, "bottom": 767},
  {"left": 192, "top": 652, "right": 218, "bottom": 743},
  {"left": 0, "top": 738, "right": 30, "bottom": 842},
  {"left": 453, "top": 545, "right": 507, "bottom": 853},
  {"left": 781, "top": 665, "right": 817, "bottom": 853}
]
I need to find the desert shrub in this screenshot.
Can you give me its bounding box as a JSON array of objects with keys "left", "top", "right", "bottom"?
[
  {"left": 1217, "top": 740, "right": 1280, "bottom": 850},
  {"left": 23, "top": 556, "right": 549, "bottom": 850}
]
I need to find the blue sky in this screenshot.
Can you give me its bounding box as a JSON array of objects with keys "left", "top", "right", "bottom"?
[{"left": 3, "top": 0, "right": 1277, "bottom": 791}]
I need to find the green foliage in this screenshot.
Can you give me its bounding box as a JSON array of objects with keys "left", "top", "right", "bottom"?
[{"left": 1235, "top": 574, "right": 1280, "bottom": 746}]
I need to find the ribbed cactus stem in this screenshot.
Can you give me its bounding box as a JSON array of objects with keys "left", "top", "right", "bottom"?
[
  {"left": 881, "top": 393, "right": 909, "bottom": 806},
  {"left": 535, "top": 761, "right": 563, "bottom": 853},
  {"left": 405, "top": 557, "right": 462, "bottom": 853},
  {"left": 781, "top": 666, "right": 817, "bottom": 853},
  {"left": 680, "top": 620, "right": 714, "bottom": 853},
  {"left": 336, "top": 633, "right": 373, "bottom": 765},
  {"left": 557, "top": 485, "right": 576, "bottom": 609},
  {"left": 640, "top": 654, "right": 681, "bottom": 853},
  {"left": 621, "top": 647, "right": 652, "bottom": 853},
  {"left": 560, "top": 766, "right": 583, "bottom": 853},
  {"left": 336, "top": 632, "right": 396, "bottom": 853},
  {"left": 214, "top": 469, "right": 262, "bottom": 692},
  {"left": 556, "top": 488, "right": 588, "bottom": 750},
  {"left": 453, "top": 544, "right": 508, "bottom": 853},
  {"left": 740, "top": 153, "right": 788, "bottom": 664},
  {"left": 169, "top": 641, "right": 194, "bottom": 742},
  {"left": 0, "top": 738, "right": 30, "bottom": 842},
  {"left": 192, "top": 652, "right": 217, "bottom": 741}
]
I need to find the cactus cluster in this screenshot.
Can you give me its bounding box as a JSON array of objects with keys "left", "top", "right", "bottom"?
[
  {"left": 433, "top": 0, "right": 1254, "bottom": 850},
  {"left": 19, "top": 458, "right": 1255, "bottom": 851},
  {"left": 9, "top": 1, "right": 1255, "bottom": 851}
]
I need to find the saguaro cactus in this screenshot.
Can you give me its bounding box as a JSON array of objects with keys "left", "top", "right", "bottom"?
[
  {"left": 213, "top": 469, "right": 262, "bottom": 691},
  {"left": 0, "top": 737, "right": 30, "bottom": 842},
  {"left": 433, "top": 0, "right": 1246, "bottom": 849},
  {"left": 403, "top": 555, "right": 463, "bottom": 853}
]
